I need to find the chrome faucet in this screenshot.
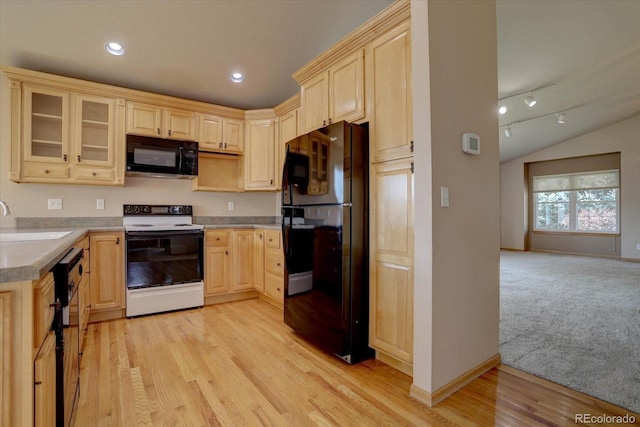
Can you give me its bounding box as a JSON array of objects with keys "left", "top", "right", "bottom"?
[{"left": 0, "top": 199, "right": 11, "bottom": 216}]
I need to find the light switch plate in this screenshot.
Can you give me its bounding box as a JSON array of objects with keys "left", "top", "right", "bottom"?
[
  {"left": 96, "top": 199, "right": 105, "bottom": 210},
  {"left": 440, "top": 187, "right": 449, "bottom": 208}
]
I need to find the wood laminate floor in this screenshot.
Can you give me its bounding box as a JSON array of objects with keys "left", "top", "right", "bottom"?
[{"left": 74, "top": 299, "right": 639, "bottom": 426}]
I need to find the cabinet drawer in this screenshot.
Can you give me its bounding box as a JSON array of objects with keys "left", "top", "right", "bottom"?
[
  {"left": 265, "top": 272, "right": 284, "bottom": 303},
  {"left": 265, "top": 250, "right": 284, "bottom": 276},
  {"left": 265, "top": 230, "right": 281, "bottom": 249},
  {"left": 75, "top": 167, "right": 115, "bottom": 181},
  {"left": 206, "top": 230, "right": 230, "bottom": 247},
  {"left": 23, "top": 162, "right": 69, "bottom": 179},
  {"left": 33, "top": 272, "right": 55, "bottom": 353}
]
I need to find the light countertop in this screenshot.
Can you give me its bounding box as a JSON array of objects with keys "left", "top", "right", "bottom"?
[{"left": 1, "top": 223, "right": 281, "bottom": 283}]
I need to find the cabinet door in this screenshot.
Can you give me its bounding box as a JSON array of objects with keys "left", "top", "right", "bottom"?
[
  {"left": 369, "top": 158, "right": 414, "bottom": 364},
  {"left": 205, "top": 246, "right": 230, "bottom": 295},
  {"left": 329, "top": 49, "right": 365, "bottom": 124},
  {"left": 34, "top": 332, "right": 56, "bottom": 427},
  {"left": 89, "top": 232, "right": 124, "bottom": 312},
  {"left": 126, "top": 102, "right": 162, "bottom": 137},
  {"left": 23, "top": 85, "right": 70, "bottom": 165},
  {"left": 232, "top": 230, "right": 254, "bottom": 291},
  {"left": 277, "top": 109, "right": 298, "bottom": 189},
  {"left": 245, "top": 119, "right": 276, "bottom": 190},
  {"left": 222, "top": 118, "right": 244, "bottom": 153},
  {"left": 72, "top": 94, "right": 116, "bottom": 167},
  {"left": 198, "top": 114, "right": 224, "bottom": 151},
  {"left": 164, "top": 108, "right": 197, "bottom": 141},
  {"left": 301, "top": 71, "right": 329, "bottom": 133},
  {"left": 367, "top": 22, "right": 413, "bottom": 163},
  {"left": 253, "top": 230, "right": 265, "bottom": 292}
]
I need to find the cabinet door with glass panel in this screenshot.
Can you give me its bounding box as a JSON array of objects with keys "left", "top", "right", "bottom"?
[
  {"left": 71, "top": 94, "right": 121, "bottom": 183},
  {"left": 23, "top": 85, "right": 71, "bottom": 166}
]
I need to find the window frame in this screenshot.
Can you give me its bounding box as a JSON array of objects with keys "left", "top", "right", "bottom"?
[{"left": 532, "top": 171, "right": 620, "bottom": 235}]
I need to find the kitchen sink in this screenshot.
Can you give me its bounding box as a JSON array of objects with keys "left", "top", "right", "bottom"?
[{"left": 0, "top": 231, "right": 73, "bottom": 242}]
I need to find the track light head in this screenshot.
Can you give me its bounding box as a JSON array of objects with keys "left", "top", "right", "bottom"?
[
  {"left": 504, "top": 126, "right": 512, "bottom": 137},
  {"left": 557, "top": 113, "right": 567, "bottom": 124},
  {"left": 524, "top": 94, "right": 537, "bottom": 108},
  {"left": 498, "top": 105, "right": 507, "bottom": 115}
]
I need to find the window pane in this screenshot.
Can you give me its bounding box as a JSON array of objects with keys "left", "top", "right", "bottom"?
[
  {"left": 535, "top": 192, "right": 570, "bottom": 230},
  {"left": 576, "top": 189, "right": 618, "bottom": 232}
]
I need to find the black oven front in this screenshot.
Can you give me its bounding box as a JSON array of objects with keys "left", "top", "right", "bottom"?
[{"left": 125, "top": 229, "right": 204, "bottom": 289}]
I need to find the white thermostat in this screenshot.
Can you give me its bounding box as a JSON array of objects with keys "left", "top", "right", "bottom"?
[{"left": 462, "top": 133, "right": 481, "bottom": 155}]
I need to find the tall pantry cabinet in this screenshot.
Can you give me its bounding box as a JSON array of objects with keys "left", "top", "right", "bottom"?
[{"left": 366, "top": 20, "right": 415, "bottom": 376}]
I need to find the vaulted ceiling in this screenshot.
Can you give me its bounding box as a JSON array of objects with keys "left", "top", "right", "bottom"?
[{"left": 2, "top": 0, "right": 638, "bottom": 162}]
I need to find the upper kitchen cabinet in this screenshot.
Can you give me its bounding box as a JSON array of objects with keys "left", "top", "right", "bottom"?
[
  {"left": 245, "top": 110, "right": 277, "bottom": 191},
  {"left": 126, "top": 101, "right": 197, "bottom": 141},
  {"left": 299, "top": 49, "right": 365, "bottom": 133},
  {"left": 366, "top": 21, "right": 413, "bottom": 163},
  {"left": 7, "top": 78, "right": 124, "bottom": 186},
  {"left": 275, "top": 94, "right": 301, "bottom": 189},
  {"left": 72, "top": 94, "right": 124, "bottom": 184},
  {"left": 198, "top": 114, "right": 244, "bottom": 154}
]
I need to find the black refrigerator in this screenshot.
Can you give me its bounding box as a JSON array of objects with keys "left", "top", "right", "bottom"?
[{"left": 281, "top": 121, "right": 373, "bottom": 364}]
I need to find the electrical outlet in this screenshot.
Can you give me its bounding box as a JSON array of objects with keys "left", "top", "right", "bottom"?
[
  {"left": 96, "top": 199, "right": 105, "bottom": 210},
  {"left": 47, "top": 198, "right": 62, "bottom": 210},
  {"left": 228, "top": 202, "right": 234, "bottom": 211}
]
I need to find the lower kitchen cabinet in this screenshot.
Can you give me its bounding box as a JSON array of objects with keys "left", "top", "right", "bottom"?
[
  {"left": 205, "top": 230, "right": 231, "bottom": 296},
  {"left": 34, "top": 332, "right": 56, "bottom": 427},
  {"left": 89, "top": 231, "right": 125, "bottom": 322},
  {"left": 262, "top": 230, "right": 284, "bottom": 306},
  {"left": 204, "top": 229, "right": 255, "bottom": 303},
  {"left": 253, "top": 230, "right": 265, "bottom": 292},
  {"left": 369, "top": 158, "right": 414, "bottom": 376},
  {"left": 232, "top": 230, "right": 254, "bottom": 291}
]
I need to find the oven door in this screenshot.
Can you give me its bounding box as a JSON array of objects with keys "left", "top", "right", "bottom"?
[{"left": 125, "top": 229, "right": 204, "bottom": 289}]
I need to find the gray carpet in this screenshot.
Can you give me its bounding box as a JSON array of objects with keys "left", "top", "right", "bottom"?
[{"left": 500, "top": 251, "right": 640, "bottom": 414}]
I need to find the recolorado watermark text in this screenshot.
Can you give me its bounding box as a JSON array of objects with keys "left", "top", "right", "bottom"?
[{"left": 575, "top": 413, "right": 636, "bottom": 424}]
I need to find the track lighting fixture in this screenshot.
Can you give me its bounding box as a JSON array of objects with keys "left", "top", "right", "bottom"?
[
  {"left": 524, "top": 94, "right": 537, "bottom": 108},
  {"left": 557, "top": 113, "right": 566, "bottom": 124},
  {"left": 498, "top": 104, "right": 507, "bottom": 115},
  {"left": 504, "top": 126, "right": 512, "bottom": 137}
]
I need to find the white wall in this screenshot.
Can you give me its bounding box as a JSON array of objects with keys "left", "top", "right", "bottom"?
[
  {"left": 0, "top": 73, "right": 280, "bottom": 229},
  {"left": 412, "top": 0, "right": 500, "bottom": 395},
  {"left": 500, "top": 114, "right": 640, "bottom": 260}
]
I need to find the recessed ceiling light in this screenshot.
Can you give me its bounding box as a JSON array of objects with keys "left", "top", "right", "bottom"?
[
  {"left": 105, "top": 42, "right": 125, "bottom": 56},
  {"left": 230, "top": 72, "right": 244, "bottom": 83}
]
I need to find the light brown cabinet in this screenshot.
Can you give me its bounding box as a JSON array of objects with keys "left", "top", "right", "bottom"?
[
  {"left": 245, "top": 119, "right": 276, "bottom": 190},
  {"left": 369, "top": 158, "right": 414, "bottom": 375},
  {"left": 253, "top": 230, "right": 265, "bottom": 293},
  {"left": 263, "top": 230, "right": 284, "bottom": 305},
  {"left": 232, "top": 230, "right": 254, "bottom": 291},
  {"left": 33, "top": 332, "right": 56, "bottom": 427},
  {"left": 205, "top": 230, "right": 232, "bottom": 296},
  {"left": 366, "top": 21, "right": 413, "bottom": 163},
  {"left": 126, "top": 101, "right": 197, "bottom": 141},
  {"left": 300, "top": 49, "right": 364, "bottom": 133},
  {"left": 89, "top": 231, "right": 125, "bottom": 320},
  {"left": 198, "top": 114, "right": 244, "bottom": 154},
  {"left": 11, "top": 84, "right": 124, "bottom": 185},
  {"left": 276, "top": 108, "right": 299, "bottom": 189},
  {"left": 307, "top": 130, "right": 330, "bottom": 195}
]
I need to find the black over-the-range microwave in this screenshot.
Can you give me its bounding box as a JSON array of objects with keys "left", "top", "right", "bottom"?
[{"left": 126, "top": 134, "right": 198, "bottom": 179}]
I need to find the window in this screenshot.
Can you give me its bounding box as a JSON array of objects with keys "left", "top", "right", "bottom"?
[{"left": 533, "top": 170, "right": 619, "bottom": 233}]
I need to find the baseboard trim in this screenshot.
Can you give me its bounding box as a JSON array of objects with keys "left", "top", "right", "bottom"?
[
  {"left": 410, "top": 353, "right": 501, "bottom": 407},
  {"left": 375, "top": 351, "right": 413, "bottom": 376},
  {"left": 204, "top": 291, "right": 258, "bottom": 306}
]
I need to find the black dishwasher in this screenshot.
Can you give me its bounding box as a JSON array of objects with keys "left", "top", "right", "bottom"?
[{"left": 52, "top": 247, "right": 83, "bottom": 427}]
